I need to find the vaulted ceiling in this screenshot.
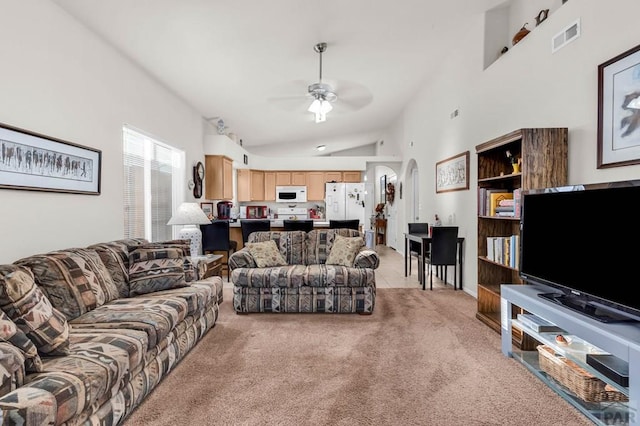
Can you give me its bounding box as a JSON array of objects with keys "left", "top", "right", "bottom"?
[{"left": 53, "top": 0, "right": 504, "bottom": 156}]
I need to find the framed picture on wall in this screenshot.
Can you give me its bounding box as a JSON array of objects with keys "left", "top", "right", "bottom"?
[
  {"left": 0, "top": 122, "right": 101, "bottom": 195},
  {"left": 435, "top": 151, "right": 469, "bottom": 193},
  {"left": 200, "top": 202, "right": 214, "bottom": 218},
  {"left": 597, "top": 42, "right": 640, "bottom": 168}
]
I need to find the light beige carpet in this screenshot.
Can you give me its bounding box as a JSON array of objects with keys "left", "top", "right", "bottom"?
[{"left": 124, "top": 287, "right": 592, "bottom": 426}]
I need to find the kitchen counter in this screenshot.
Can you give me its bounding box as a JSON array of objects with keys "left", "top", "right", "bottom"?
[{"left": 229, "top": 219, "right": 329, "bottom": 228}]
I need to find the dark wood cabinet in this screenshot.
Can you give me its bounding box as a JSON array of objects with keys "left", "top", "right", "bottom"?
[{"left": 475, "top": 128, "right": 568, "bottom": 345}]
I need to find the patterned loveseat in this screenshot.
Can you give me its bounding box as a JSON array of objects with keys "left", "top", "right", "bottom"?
[
  {"left": 0, "top": 238, "right": 222, "bottom": 425},
  {"left": 229, "top": 229, "right": 378, "bottom": 314}
]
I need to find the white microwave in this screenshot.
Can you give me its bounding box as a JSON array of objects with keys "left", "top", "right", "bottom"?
[{"left": 275, "top": 186, "right": 307, "bottom": 203}]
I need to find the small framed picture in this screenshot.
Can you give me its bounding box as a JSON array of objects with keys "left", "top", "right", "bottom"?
[
  {"left": 200, "top": 202, "right": 214, "bottom": 218},
  {"left": 243, "top": 154, "right": 248, "bottom": 165},
  {"left": 597, "top": 43, "right": 640, "bottom": 168}
]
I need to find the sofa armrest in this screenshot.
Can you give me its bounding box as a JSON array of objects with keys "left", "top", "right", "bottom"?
[
  {"left": 353, "top": 248, "right": 380, "bottom": 269},
  {"left": 228, "top": 248, "right": 257, "bottom": 270},
  {"left": 0, "top": 388, "right": 57, "bottom": 425}
]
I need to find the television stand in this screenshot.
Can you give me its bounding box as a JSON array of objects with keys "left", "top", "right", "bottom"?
[
  {"left": 501, "top": 283, "right": 640, "bottom": 426},
  {"left": 538, "top": 292, "right": 637, "bottom": 323}
]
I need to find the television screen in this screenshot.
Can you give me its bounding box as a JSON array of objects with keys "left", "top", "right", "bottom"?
[{"left": 519, "top": 180, "right": 640, "bottom": 322}]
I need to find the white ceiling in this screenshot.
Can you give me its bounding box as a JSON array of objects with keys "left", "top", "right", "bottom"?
[{"left": 52, "top": 0, "right": 504, "bottom": 157}]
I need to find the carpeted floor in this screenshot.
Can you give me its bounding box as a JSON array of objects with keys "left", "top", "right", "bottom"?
[{"left": 123, "top": 287, "right": 592, "bottom": 426}]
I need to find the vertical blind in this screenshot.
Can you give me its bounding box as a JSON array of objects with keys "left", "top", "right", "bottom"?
[{"left": 123, "top": 126, "right": 184, "bottom": 242}]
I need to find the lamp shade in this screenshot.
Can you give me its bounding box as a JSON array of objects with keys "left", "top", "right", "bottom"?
[{"left": 167, "top": 202, "right": 211, "bottom": 226}]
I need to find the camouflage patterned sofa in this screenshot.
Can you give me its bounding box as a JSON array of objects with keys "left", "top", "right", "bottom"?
[
  {"left": 229, "top": 229, "right": 378, "bottom": 314},
  {"left": 0, "top": 238, "right": 222, "bottom": 425}
]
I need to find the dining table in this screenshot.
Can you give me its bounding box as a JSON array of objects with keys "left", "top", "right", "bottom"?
[{"left": 403, "top": 232, "right": 464, "bottom": 290}]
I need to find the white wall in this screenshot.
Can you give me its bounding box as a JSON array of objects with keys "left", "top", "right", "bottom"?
[
  {"left": 0, "top": 2, "right": 205, "bottom": 263},
  {"left": 389, "top": 0, "right": 640, "bottom": 297}
]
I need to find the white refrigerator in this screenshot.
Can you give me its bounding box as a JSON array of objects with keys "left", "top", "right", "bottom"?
[{"left": 325, "top": 182, "right": 366, "bottom": 225}]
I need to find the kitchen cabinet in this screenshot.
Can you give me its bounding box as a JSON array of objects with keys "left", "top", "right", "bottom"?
[
  {"left": 291, "top": 172, "right": 306, "bottom": 185},
  {"left": 275, "top": 172, "right": 291, "bottom": 186},
  {"left": 343, "top": 171, "right": 362, "bottom": 182},
  {"left": 306, "top": 172, "right": 325, "bottom": 201},
  {"left": 324, "top": 171, "right": 342, "bottom": 182},
  {"left": 237, "top": 169, "right": 264, "bottom": 202},
  {"left": 205, "top": 155, "right": 233, "bottom": 200},
  {"left": 264, "top": 172, "right": 276, "bottom": 201}
]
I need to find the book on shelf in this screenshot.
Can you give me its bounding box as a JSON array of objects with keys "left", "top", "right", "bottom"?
[
  {"left": 513, "top": 188, "right": 522, "bottom": 219},
  {"left": 486, "top": 237, "right": 496, "bottom": 262},
  {"left": 517, "top": 313, "right": 565, "bottom": 333},
  {"left": 489, "top": 192, "right": 513, "bottom": 216},
  {"left": 498, "top": 198, "right": 515, "bottom": 206}
]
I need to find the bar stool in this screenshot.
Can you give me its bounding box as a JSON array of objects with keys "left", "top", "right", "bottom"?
[
  {"left": 240, "top": 219, "right": 271, "bottom": 244},
  {"left": 200, "top": 220, "right": 237, "bottom": 281}
]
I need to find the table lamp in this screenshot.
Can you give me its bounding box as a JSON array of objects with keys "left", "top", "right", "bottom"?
[{"left": 167, "top": 202, "right": 212, "bottom": 256}]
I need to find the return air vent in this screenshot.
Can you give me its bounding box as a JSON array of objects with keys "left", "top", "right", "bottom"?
[{"left": 552, "top": 19, "right": 580, "bottom": 53}]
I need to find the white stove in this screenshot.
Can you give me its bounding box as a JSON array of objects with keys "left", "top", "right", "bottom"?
[{"left": 277, "top": 207, "right": 309, "bottom": 220}]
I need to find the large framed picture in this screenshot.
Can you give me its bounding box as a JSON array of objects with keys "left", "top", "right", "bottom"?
[
  {"left": 597, "top": 43, "right": 640, "bottom": 169},
  {"left": 0, "top": 122, "right": 101, "bottom": 194},
  {"left": 435, "top": 151, "right": 469, "bottom": 193}
]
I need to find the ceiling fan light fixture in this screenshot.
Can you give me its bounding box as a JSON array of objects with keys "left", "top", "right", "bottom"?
[{"left": 316, "top": 144, "right": 327, "bottom": 151}]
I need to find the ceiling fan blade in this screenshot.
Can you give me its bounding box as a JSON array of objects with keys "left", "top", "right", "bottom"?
[{"left": 332, "top": 80, "right": 373, "bottom": 111}]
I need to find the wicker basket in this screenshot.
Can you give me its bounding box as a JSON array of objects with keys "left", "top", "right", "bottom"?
[{"left": 537, "top": 345, "right": 628, "bottom": 402}]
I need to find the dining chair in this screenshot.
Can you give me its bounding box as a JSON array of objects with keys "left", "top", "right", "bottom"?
[
  {"left": 408, "top": 222, "right": 429, "bottom": 279},
  {"left": 200, "top": 220, "right": 238, "bottom": 281},
  {"left": 329, "top": 219, "right": 360, "bottom": 230},
  {"left": 425, "top": 226, "right": 459, "bottom": 290},
  {"left": 283, "top": 219, "right": 314, "bottom": 232},
  {"left": 240, "top": 219, "right": 271, "bottom": 244}
]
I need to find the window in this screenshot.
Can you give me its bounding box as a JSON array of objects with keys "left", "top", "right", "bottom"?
[{"left": 123, "top": 126, "right": 184, "bottom": 242}]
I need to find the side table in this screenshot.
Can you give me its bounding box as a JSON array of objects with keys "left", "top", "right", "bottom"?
[{"left": 188, "top": 254, "right": 223, "bottom": 280}]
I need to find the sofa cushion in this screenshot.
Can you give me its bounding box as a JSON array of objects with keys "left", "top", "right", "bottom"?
[
  {"left": 304, "top": 264, "right": 376, "bottom": 287},
  {"left": 128, "top": 247, "right": 188, "bottom": 296},
  {"left": 0, "top": 265, "right": 70, "bottom": 356},
  {"left": 326, "top": 234, "right": 365, "bottom": 267},
  {"left": 89, "top": 241, "right": 133, "bottom": 298},
  {"left": 247, "top": 231, "right": 307, "bottom": 265},
  {"left": 143, "top": 278, "right": 219, "bottom": 317},
  {"left": 0, "top": 310, "right": 42, "bottom": 373},
  {"left": 231, "top": 265, "right": 307, "bottom": 288},
  {"left": 14, "top": 248, "right": 117, "bottom": 320},
  {"left": 246, "top": 240, "right": 288, "bottom": 268},
  {"left": 70, "top": 296, "right": 188, "bottom": 349}
]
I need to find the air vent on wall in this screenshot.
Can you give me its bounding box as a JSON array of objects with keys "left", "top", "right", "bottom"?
[{"left": 552, "top": 19, "right": 580, "bottom": 53}]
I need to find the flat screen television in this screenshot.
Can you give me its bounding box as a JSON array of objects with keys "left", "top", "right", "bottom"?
[{"left": 519, "top": 179, "right": 640, "bottom": 323}]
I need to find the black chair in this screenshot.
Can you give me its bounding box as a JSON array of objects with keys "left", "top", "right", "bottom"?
[
  {"left": 240, "top": 219, "right": 271, "bottom": 244},
  {"left": 329, "top": 219, "right": 360, "bottom": 230},
  {"left": 424, "top": 226, "right": 459, "bottom": 291},
  {"left": 200, "top": 220, "right": 238, "bottom": 281},
  {"left": 408, "top": 222, "right": 428, "bottom": 279},
  {"left": 283, "top": 220, "right": 314, "bottom": 232}
]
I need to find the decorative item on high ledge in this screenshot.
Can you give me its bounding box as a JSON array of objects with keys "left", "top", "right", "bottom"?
[
  {"left": 535, "top": 9, "right": 549, "bottom": 26},
  {"left": 512, "top": 23, "right": 530, "bottom": 46}
]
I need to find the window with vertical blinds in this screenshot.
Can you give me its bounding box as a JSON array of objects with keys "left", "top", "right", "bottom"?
[{"left": 123, "top": 126, "right": 184, "bottom": 242}]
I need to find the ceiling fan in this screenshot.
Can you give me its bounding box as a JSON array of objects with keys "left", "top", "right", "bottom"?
[
  {"left": 308, "top": 42, "right": 336, "bottom": 123},
  {"left": 267, "top": 42, "right": 372, "bottom": 122}
]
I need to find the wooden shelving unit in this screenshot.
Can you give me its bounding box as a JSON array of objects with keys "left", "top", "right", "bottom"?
[{"left": 475, "top": 128, "right": 568, "bottom": 343}]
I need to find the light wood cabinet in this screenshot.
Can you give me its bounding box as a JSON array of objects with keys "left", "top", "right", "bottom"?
[
  {"left": 264, "top": 172, "right": 276, "bottom": 201},
  {"left": 324, "top": 171, "right": 342, "bottom": 183},
  {"left": 275, "top": 172, "right": 291, "bottom": 186},
  {"left": 237, "top": 169, "right": 265, "bottom": 201},
  {"left": 342, "top": 171, "right": 362, "bottom": 182},
  {"left": 291, "top": 172, "right": 306, "bottom": 185},
  {"left": 475, "top": 128, "right": 568, "bottom": 346},
  {"left": 205, "top": 155, "right": 233, "bottom": 200},
  {"left": 306, "top": 172, "right": 325, "bottom": 201}
]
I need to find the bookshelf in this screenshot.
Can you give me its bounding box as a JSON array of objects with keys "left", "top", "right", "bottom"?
[{"left": 475, "top": 128, "right": 568, "bottom": 346}]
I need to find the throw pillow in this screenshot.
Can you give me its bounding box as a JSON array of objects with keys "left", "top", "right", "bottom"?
[
  {"left": 326, "top": 234, "right": 364, "bottom": 267},
  {"left": 246, "top": 240, "right": 288, "bottom": 268},
  {"left": 141, "top": 241, "right": 195, "bottom": 282},
  {"left": 0, "top": 265, "right": 70, "bottom": 356},
  {"left": 128, "top": 247, "right": 188, "bottom": 296}
]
